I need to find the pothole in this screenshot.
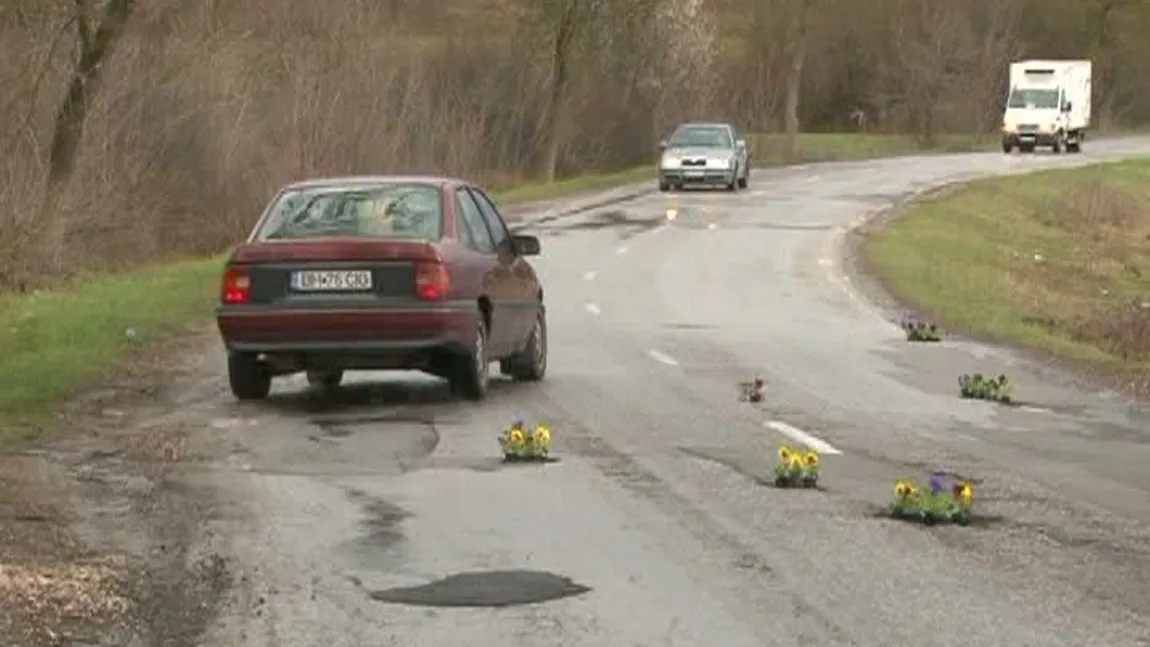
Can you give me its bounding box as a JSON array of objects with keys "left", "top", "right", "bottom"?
[
  {"left": 677, "top": 446, "right": 830, "bottom": 492},
  {"left": 366, "top": 570, "right": 591, "bottom": 608}
]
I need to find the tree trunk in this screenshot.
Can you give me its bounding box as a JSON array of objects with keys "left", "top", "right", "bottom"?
[
  {"left": 782, "top": 0, "right": 810, "bottom": 161},
  {"left": 47, "top": 0, "right": 135, "bottom": 187},
  {"left": 539, "top": 0, "right": 580, "bottom": 182},
  {"left": 39, "top": 0, "right": 135, "bottom": 271}
]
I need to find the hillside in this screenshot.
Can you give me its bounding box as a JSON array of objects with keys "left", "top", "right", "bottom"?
[{"left": 2, "top": 0, "right": 1150, "bottom": 288}]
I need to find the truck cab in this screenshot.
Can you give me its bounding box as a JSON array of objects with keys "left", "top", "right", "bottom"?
[{"left": 1001, "top": 59, "right": 1091, "bottom": 154}]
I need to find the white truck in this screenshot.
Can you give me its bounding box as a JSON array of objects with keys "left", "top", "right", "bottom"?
[{"left": 1001, "top": 59, "right": 1091, "bottom": 154}]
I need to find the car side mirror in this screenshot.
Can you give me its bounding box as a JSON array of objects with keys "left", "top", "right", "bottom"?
[
  {"left": 512, "top": 234, "right": 540, "bottom": 256},
  {"left": 736, "top": 139, "right": 746, "bottom": 149}
]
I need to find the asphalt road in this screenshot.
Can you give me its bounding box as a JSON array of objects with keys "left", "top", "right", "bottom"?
[{"left": 187, "top": 138, "right": 1150, "bottom": 647}]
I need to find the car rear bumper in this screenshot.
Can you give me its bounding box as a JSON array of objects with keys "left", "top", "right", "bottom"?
[
  {"left": 216, "top": 302, "right": 478, "bottom": 358},
  {"left": 661, "top": 168, "right": 735, "bottom": 186}
]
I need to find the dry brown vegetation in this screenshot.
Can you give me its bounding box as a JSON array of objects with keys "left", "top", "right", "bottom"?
[{"left": 3, "top": 0, "right": 1150, "bottom": 290}]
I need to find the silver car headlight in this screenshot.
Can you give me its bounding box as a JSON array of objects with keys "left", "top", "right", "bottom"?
[
  {"left": 709, "top": 157, "right": 731, "bottom": 169},
  {"left": 661, "top": 155, "right": 681, "bottom": 170}
]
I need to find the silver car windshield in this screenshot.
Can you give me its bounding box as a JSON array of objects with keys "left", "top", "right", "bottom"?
[
  {"left": 255, "top": 184, "right": 443, "bottom": 241},
  {"left": 668, "top": 126, "right": 733, "bottom": 149}
]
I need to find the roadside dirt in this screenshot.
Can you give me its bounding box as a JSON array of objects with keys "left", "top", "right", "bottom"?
[{"left": 0, "top": 328, "right": 232, "bottom": 647}]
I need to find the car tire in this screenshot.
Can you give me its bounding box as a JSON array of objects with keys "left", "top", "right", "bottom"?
[
  {"left": 737, "top": 172, "right": 748, "bottom": 189},
  {"left": 1001, "top": 142, "right": 1013, "bottom": 153},
  {"left": 504, "top": 305, "right": 547, "bottom": 382},
  {"left": 228, "top": 352, "right": 271, "bottom": 401},
  {"left": 726, "top": 170, "right": 738, "bottom": 192},
  {"left": 450, "top": 318, "right": 489, "bottom": 400},
  {"left": 306, "top": 369, "right": 343, "bottom": 390}
]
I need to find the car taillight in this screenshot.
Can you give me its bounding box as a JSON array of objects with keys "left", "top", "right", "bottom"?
[
  {"left": 221, "top": 266, "right": 251, "bottom": 304},
  {"left": 414, "top": 261, "right": 450, "bottom": 300}
]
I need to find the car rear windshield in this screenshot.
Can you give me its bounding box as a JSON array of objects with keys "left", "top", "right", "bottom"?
[
  {"left": 254, "top": 183, "right": 443, "bottom": 241},
  {"left": 668, "top": 126, "right": 733, "bottom": 148}
]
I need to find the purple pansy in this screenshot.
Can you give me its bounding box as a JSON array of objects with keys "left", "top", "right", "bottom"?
[{"left": 929, "top": 473, "right": 945, "bottom": 495}]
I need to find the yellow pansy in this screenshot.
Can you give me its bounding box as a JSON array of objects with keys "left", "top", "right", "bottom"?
[
  {"left": 957, "top": 481, "right": 972, "bottom": 504},
  {"left": 894, "top": 479, "right": 915, "bottom": 498},
  {"left": 778, "top": 444, "right": 793, "bottom": 462},
  {"left": 508, "top": 429, "right": 525, "bottom": 445},
  {"left": 804, "top": 451, "right": 818, "bottom": 468},
  {"left": 533, "top": 425, "right": 550, "bottom": 445}
]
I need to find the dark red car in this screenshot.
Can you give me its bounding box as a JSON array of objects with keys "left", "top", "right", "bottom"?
[{"left": 215, "top": 175, "right": 547, "bottom": 401}]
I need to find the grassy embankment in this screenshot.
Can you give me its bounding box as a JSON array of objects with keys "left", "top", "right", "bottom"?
[
  {"left": 866, "top": 157, "right": 1150, "bottom": 387},
  {"left": 0, "top": 132, "right": 990, "bottom": 442}
]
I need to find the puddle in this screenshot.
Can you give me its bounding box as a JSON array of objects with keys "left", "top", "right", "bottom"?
[
  {"left": 344, "top": 488, "right": 411, "bottom": 549},
  {"left": 662, "top": 322, "right": 719, "bottom": 331},
  {"left": 366, "top": 570, "right": 591, "bottom": 608}
]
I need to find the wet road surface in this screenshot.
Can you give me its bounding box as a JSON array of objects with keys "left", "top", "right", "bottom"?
[{"left": 182, "top": 139, "right": 1150, "bottom": 646}]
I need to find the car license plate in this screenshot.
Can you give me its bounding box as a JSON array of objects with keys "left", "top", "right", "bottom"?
[
  {"left": 291, "top": 270, "right": 373, "bottom": 292},
  {"left": 685, "top": 169, "right": 704, "bottom": 178}
]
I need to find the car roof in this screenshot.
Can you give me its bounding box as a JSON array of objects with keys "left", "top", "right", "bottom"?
[
  {"left": 674, "top": 121, "right": 734, "bottom": 130},
  {"left": 283, "top": 175, "right": 469, "bottom": 191}
]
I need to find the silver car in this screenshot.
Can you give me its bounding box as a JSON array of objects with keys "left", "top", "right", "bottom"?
[{"left": 658, "top": 122, "right": 749, "bottom": 192}]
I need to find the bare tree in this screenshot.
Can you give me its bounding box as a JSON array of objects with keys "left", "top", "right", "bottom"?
[
  {"left": 47, "top": 0, "right": 136, "bottom": 187},
  {"left": 782, "top": 0, "right": 813, "bottom": 159}
]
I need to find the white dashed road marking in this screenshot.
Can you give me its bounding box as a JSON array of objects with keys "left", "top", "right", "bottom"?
[
  {"left": 764, "top": 420, "right": 843, "bottom": 455},
  {"left": 583, "top": 270, "right": 597, "bottom": 281},
  {"left": 646, "top": 349, "right": 679, "bottom": 366},
  {"left": 584, "top": 303, "right": 601, "bottom": 315}
]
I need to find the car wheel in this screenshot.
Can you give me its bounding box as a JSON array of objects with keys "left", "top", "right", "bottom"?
[
  {"left": 737, "top": 171, "right": 748, "bottom": 189},
  {"left": 726, "top": 170, "right": 738, "bottom": 192},
  {"left": 450, "top": 318, "right": 489, "bottom": 400},
  {"left": 1001, "top": 142, "right": 1013, "bottom": 153},
  {"left": 505, "top": 305, "right": 547, "bottom": 382},
  {"left": 306, "top": 369, "right": 343, "bottom": 390},
  {"left": 228, "top": 352, "right": 271, "bottom": 401}
]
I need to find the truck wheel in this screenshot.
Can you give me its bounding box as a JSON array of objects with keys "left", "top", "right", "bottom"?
[{"left": 228, "top": 352, "right": 272, "bottom": 401}]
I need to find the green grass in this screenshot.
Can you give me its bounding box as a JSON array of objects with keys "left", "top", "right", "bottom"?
[
  {"left": 0, "top": 132, "right": 994, "bottom": 444},
  {"left": 748, "top": 132, "right": 993, "bottom": 163},
  {"left": 865, "top": 157, "right": 1150, "bottom": 372},
  {"left": 0, "top": 257, "right": 227, "bottom": 444},
  {"left": 491, "top": 165, "right": 655, "bottom": 204}
]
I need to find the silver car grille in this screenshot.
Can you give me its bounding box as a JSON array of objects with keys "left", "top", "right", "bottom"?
[{"left": 681, "top": 158, "right": 706, "bottom": 167}]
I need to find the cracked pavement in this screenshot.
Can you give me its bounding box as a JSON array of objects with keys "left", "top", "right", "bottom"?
[{"left": 155, "top": 138, "right": 1150, "bottom": 646}]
